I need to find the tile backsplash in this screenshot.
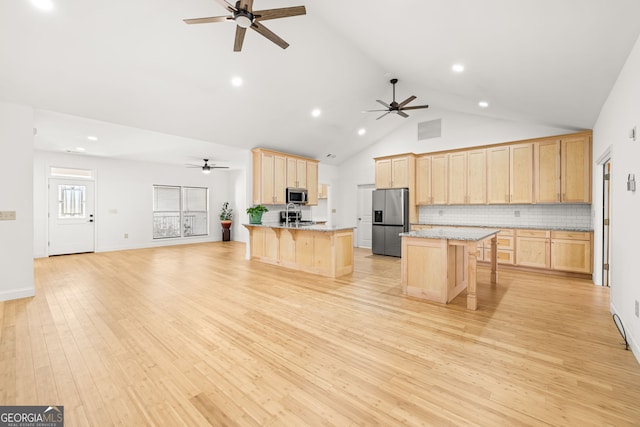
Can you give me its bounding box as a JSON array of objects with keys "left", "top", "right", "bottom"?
[{"left": 418, "top": 204, "right": 593, "bottom": 230}]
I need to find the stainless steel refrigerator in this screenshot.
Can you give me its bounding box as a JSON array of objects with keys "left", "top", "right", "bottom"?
[{"left": 372, "top": 188, "right": 409, "bottom": 257}]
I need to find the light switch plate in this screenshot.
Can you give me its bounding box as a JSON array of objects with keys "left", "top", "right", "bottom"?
[{"left": 0, "top": 211, "right": 17, "bottom": 221}]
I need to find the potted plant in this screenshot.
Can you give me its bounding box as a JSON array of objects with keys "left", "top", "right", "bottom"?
[
  {"left": 219, "top": 202, "right": 233, "bottom": 241},
  {"left": 246, "top": 204, "right": 269, "bottom": 224}
]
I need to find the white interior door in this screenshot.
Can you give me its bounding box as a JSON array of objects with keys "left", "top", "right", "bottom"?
[
  {"left": 49, "top": 178, "right": 95, "bottom": 255},
  {"left": 357, "top": 184, "right": 374, "bottom": 248}
]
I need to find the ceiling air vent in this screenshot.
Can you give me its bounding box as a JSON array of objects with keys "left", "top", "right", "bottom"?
[{"left": 417, "top": 119, "right": 441, "bottom": 141}]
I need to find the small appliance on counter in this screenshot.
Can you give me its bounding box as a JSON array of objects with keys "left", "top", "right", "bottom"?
[
  {"left": 280, "top": 210, "right": 302, "bottom": 223},
  {"left": 286, "top": 187, "right": 308, "bottom": 205},
  {"left": 372, "top": 188, "right": 409, "bottom": 257}
]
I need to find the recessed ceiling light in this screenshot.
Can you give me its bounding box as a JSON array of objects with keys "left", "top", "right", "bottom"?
[
  {"left": 478, "top": 101, "right": 489, "bottom": 108},
  {"left": 311, "top": 108, "right": 321, "bottom": 118},
  {"left": 231, "top": 76, "right": 243, "bottom": 87},
  {"left": 452, "top": 64, "right": 465, "bottom": 73},
  {"left": 31, "top": 0, "right": 54, "bottom": 11},
  {"left": 358, "top": 128, "right": 366, "bottom": 136},
  {"left": 87, "top": 135, "right": 98, "bottom": 141}
]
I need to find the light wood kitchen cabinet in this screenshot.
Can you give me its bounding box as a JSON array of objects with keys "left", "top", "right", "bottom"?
[
  {"left": 534, "top": 133, "right": 591, "bottom": 203},
  {"left": 551, "top": 231, "right": 593, "bottom": 274},
  {"left": 416, "top": 154, "right": 447, "bottom": 205},
  {"left": 253, "top": 148, "right": 287, "bottom": 205},
  {"left": 287, "top": 157, "right": 307, "bottom": 189},
  {"left": 476, "top": 229, "right": 513, "bottom": 264},
  {"left": 534, "top": 139, "right": 561, "bottom": 203},
  {"left": 448, "top": 149, "right": 486, "bottom": 205},
  {"left": 515, "top": 229, "right": 550, "bottom": 269},
  {"left": 253, "top": 148, "right": 319, "bottom": 206},
  {"left": 561, "top": 135, "right": 591, "bottom": 203},
  {"left": 448, "top": 151, "right": 467, "bottom": 204},
  {"left": 415, "top": 156, "right": 432, "bottom": 205},
  {"left": 487, "top": 144, "right": 533, "bottom": 204},
  {"left": 375, "top": 154, "right": 414, "bottom": 189},
  {"left": 306, "top": 161, "right": 318, "bottom": 205},
  {"left": 431, "top": 154, "right": 448, "bottom": 204},
  {"left": 318, "top": 183, "right": 328, "bottom": 199}
]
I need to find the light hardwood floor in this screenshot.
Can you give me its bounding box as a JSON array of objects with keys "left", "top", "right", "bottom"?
[{"left": 1, "top": 242, "right": 639, "bottom": 426}]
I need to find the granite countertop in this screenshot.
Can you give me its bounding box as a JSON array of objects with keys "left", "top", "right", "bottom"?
[
  {"left": 243, "top": 222, "right": 356, "bottom": 232},
  {"left": 411, "top": 223, "right": 593, "bottom": 232},
  {"left": 400, "top": 227, "right": 500, "bottom": 241}
]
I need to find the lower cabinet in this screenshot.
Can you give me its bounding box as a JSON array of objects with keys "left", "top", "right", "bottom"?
[
  {"left": 477, "top": 230, "right": 513, "bottom": 264},
  {"left": 551, "top": 231, "right": 593, "bottom": 274},
  {"left": 515, "top": 229, "right": 550, "bottom": 269}
]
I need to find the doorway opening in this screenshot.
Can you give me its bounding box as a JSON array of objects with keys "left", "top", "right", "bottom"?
[{"left": 602, "top": 159, "right": 611, "bottom": 287}]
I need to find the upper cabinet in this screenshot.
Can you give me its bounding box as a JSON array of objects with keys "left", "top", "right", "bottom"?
[
  {"left": 375, "top": 154, "right": 415, "bottom": 189},
  {"left": 253, "top": 148, "right": 319, "bottom": 205},
  {"left": 487, "top": 143, "right": 533, "bottom": 204},
  {"left": 561, "top": 134, "right": 591, "bottom": 203},
  {"left": 253, "top": 149, "right": 287, "bottom": 205},
  {"left": 416, "top": 154, "right": 447, "bottom": 205},
  {"left": 287, "top": 157, "right": 307, "bottom": 189},
  {"left": 534, "top": 139, "right": 561, "bottom": 203},
  {"left": 448, "top": 149, "right": 486, "bottom": 205},
  {"left": 534, "top": 133, "right": 591, "bottom": 203},
  {"left": 306, "top": 161, "right": 319, "bottom": 205}
]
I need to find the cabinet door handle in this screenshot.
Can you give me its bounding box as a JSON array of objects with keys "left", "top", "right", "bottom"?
[{"left": 557, "top": 193, "right": 560, "bottom": 201}]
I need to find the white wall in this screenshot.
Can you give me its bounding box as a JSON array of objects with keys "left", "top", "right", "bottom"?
[
  {"left": 334, "top": 109, "right": 577, "bottom": 229},
  {"left": 0, "top": 102, "right": 34, "bottom": 301},
  {"left": 34, "top": 150, "right": 241, "bottom": 256},
  {"left": 593, "top": 33, "right": 640, "bottom": 361}
]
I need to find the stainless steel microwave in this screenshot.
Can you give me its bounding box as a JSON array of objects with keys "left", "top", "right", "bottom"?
[{"left": 286, "top": 187, "right": 308, "bottom": 205}]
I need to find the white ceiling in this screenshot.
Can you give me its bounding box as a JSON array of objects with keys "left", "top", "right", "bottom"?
[{"left": 2, "top": 0, "right": 640, "bottom": 167}]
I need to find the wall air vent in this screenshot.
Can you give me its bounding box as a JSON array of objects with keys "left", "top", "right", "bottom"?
[{"left": 417, "top": 119, "right": 442, "bottom": 141}]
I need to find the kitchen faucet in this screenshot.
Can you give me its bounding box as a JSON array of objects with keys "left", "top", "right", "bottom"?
[{"left": 285, "top": 202, "right": 299, "bottom": 227}]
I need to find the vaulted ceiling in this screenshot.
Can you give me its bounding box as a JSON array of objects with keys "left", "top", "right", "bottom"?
[{"left": 2, "top": 0, "right": 640, "bottom": 167}]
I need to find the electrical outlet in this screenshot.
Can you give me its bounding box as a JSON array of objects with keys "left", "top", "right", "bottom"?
[
  {"left": 438, "top": 210, "right": 443, "bottom": 216},
  {"left": 124, "top": 233, "right": 129, "bottom": 239},
  {"left": 514, "top": 210, "right": 521, "bottom": 217},
  {"left": 635, "top": 300, "right": 639, "bottom": 318}
]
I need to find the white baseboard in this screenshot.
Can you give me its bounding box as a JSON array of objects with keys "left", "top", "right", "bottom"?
[
  {"left": 0, "top": 287, "right": 35, "bottom": 302},
  {"left": 610, "top": 302, "right": 640, "bottom": 365}
]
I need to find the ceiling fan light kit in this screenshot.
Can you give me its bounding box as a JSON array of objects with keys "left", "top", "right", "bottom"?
[
  {"left": 184, "top": 0, "right": 306, "bottom": 52},
  {"left": 365, "top": 78, "right": 429, "bottom": 120}
]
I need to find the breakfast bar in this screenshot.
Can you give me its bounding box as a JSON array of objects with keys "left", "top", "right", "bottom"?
[
  {"left": 400, "top": 227, "right": 499, "bottom": 310},
  {"left": 244, "top": 223, "right": 355, "bottom": 278}
]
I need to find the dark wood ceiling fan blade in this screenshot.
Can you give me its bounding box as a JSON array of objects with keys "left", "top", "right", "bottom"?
[
  {"left": 363, "top": 109, "right": 388, "bottom": 112},
  {"left": 234, "top": 26, "right": 247, "bottom": 51},
  {"left": 376, "top": 100, "right": 390, "bottom": 109},
  {"left": 376, "top": 112, "right": 391, "bottom": 120},
  {"left": 239, "top": 0, "right": 254, "bottom": 12},
  {"left": 183, "top": 16, "right": 230, "bottom": 24},
  {"left": 397, "top": 95, "right": 416, "bottom": 108},
  {"left": 214, "top": 0, "right": 237, "bottom": 13},
  {"left": 211, "top": 166, "right": 230, "bottom": 169},
  {"left": 397, "top": 111, "right": 410, "bottom": 118},
  {"left": 401, "top": 104, "right": 430, "bottom": 111},
  {"left": 254, "top": 6, "right": 306, "bottom": 21},
  {"left": 251, "top": 22, "right": 289, "bottom": 49}
]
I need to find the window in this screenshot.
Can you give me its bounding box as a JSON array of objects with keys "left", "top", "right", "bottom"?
[
  {"left": 153, "top": 185, "right": 209, "bottom": 239},
  {"left": 58, "top": 184, "right": 86, "bottom": 218}
]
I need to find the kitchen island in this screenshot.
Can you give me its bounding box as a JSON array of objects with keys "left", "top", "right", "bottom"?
[
  {"left": 400, "top": 227, "right": 499, "bottom": 310},
  {"left": 243, "top": 223, "right": 355, "bottom": 278}
]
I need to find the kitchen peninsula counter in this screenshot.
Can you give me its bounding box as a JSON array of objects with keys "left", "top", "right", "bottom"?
[
  {"left": 243, "top": 223, "right": 355, "bottom": 278},
  {"left": 400, "top": 227, "right": 500, "bottom": 310}
]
